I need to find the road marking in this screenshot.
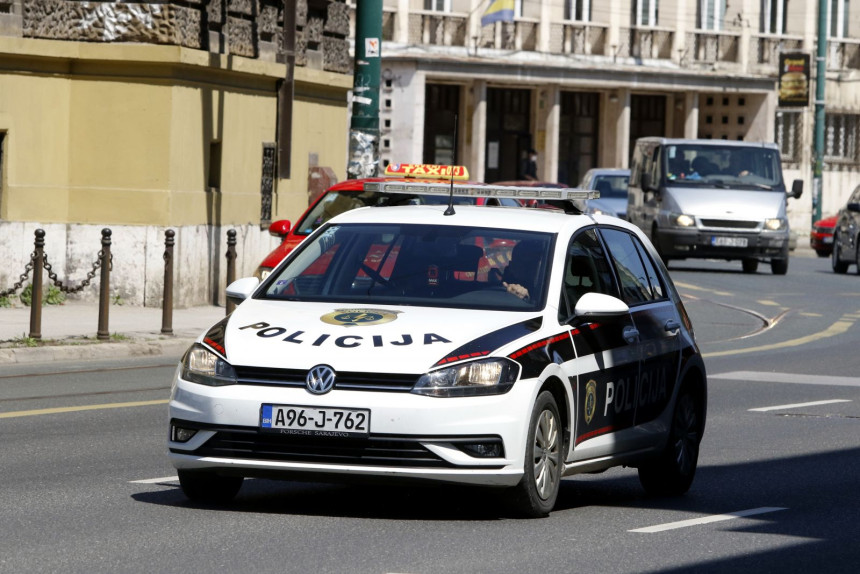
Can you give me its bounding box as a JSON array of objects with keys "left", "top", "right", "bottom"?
[
  {"left": 703, "top": 314, "right": 856, "bottom": 358},
  {"left": 750, "top": 399, "right": 851, "bottom": 412},
  {"left": 674, "top": 281, "right": 733, "bottom": 297},
  {"left": 757, "top": 299, "right": 780, "bottom": 306},
  {"left": 0, "top": 399, "right": 168, "bottom": 419},
  {"left": 712, "top": 371, "right": 860, "bottom": 387},
  {"left": 629, "top": 507, "right": 788, "bottom": 533},
  {"left": 130, "top": 475, "right": 179, "bottom": 484}
]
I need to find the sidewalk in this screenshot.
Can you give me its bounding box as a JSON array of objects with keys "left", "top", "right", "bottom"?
[{"left": 0, "top": 301, "right": 225, "bottom": 364}]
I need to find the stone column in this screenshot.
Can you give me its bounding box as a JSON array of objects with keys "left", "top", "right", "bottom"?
[
  {"left": 470, "top": 80, "right": 488, "bottom": 182},
  {"left": 396, "top": 0, "right": 410, "bottom": 44},
  {"left": 540, "top": 86, "right": 560, "bottom": 182},
  {"left": 684, "top": 91, "right": 699, "bottom": 138}
]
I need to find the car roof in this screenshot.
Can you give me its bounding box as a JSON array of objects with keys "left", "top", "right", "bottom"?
[
  {"left": 585, "top": 168, "right": 630, "bottom": 176},
  {"left": 636, "top": 137, "right": 779, "bottom": 150}
]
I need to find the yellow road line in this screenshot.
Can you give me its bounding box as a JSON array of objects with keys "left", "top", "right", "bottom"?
[
  {"left": 0, "top": 399, "right": 168, "bottom": 419},
  {"left": 756, "top": 299, "right": 780, "bottom": 306},
  {"left": 673, "top": 281, "right": 733, "bottom": 297},
  {"left": 704, "top": 316, "right": 855, "bottom": 358}
]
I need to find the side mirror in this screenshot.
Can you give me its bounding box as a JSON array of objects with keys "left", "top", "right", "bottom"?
[
  {"left": 268, "top": 219, "right": 292, "bottom": 239},
  {"left": 788, "top": 179, "right": 803, "bottom": 199},
  {"left": 573, "top": 292, "right": 630, "bottom": 319},
  {"left": 226, "top": 277, "right": 261, "bottom": 306}
]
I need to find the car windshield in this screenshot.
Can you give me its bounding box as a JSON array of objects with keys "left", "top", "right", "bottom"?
[
  {"left": 664, "top": 144, "right": 783, "bottom": 189},
  {"left": 592, "top": 175, "right": 629, "bottom": 199},
  {"left": 295, "top": 191, "right": 482, "bottom": 236},
  {"left": 262, "top": 223, "right": 554, "bottom": 311}
]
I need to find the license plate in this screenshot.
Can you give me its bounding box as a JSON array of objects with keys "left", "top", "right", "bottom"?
[
  {"left": 711, "top": 236, "right": 748, "bottom": 248},
  {"left": 824, "top": 236, "right": 834, "bottom": 244},
  {"left": 261, "top": 404, "right": 370, "bottom": 437}
]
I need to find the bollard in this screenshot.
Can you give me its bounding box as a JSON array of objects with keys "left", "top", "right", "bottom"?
[
  {"left": 161, "top": 229, "right": 175, "bottom": 335},
  {"left": 28, "top": 229, "right": 45, "bottom": 340},
  {"left": 226, "top": 229, "right": 237, "bottom": 316},
  {"left": 96, "top": 228, "right": 112, "bottom": 341}
]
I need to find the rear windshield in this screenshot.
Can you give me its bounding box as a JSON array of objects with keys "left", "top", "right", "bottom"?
[
  {"left": 664, "top": 145, "right": 783, "bottom": 189},
  {"left": 262, "top": 223, "right": 555, "bottom": 311}
]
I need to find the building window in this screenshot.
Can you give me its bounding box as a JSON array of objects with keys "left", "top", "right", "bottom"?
[
  {"left": 566, "top": 0, "right": 591, "bottom": 21},
  {"left": 636, "top": 0, "right": 658, "bottom": 26},
  {"left": 424, "top": 0, "right": 450, "bottom": 11},
  {"left": 208, "top": 140, "right": 222, "bottom": 190},
  {"left": 829, "top": 0, "right": 848, "bottom": 37},
  {"left": 699, "top": 0, "right": 725, "bottom": 30},
  {"left": 825, "top": 113, "right": 859, "bottom": 164},
  {"left": 762, "top": 0, "right": 786, "bottom": 33},
  {"left": 776, "top": 110, "right": 801, "bottom": 164},
  {"left": 260, "top": 143, "right": 276, "bottom": 225}
]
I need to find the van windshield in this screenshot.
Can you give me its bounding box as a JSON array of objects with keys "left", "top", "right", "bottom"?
[{"left": 663, "top": 144, "right": 783, "bottom": 189}]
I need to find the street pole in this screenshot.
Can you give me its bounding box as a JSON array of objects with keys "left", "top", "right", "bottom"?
[
  {"left": 347, "top": 0, "right": 382, "bottom": 180},
  {"left": 812, "top": 0, "right": 828, "bottom": 224}
]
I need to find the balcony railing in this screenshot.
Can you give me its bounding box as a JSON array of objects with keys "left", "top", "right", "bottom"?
[
  {"left": 479, "top": 18, "right": 539, "bottom": 51},
  {"left": 750, "top": 33, "right": 804, "bottom": 69},
  {"left": 408, "top": 10, "right": 468, "bottom": 47},
  {"left": 550, "top": 21, "right": 607, "bottom": 55},
  {"left": 686, "top": 30, "right": 740, "bottom": 65},
  {"left": 618, "top": 26, "right": 674, "bottom": 60},
  {"left": 828, "top": 37, "right": 860, "bottom": 71}
]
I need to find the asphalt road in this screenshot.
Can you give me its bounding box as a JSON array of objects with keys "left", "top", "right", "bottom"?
[{"left": 1, "top": 253, "right": 859, "bottom": 574}]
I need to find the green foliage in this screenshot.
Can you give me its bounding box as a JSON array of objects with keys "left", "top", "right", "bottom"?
[
  {"left": 12, "top": 334, "right": 39, "bottom": 347},
  {"left": 20, "top": 284, "right": 66, "bottom": 307},
  {"left": 0, "top": 296, "right": 11, "bottom": 308},
  {"left": 110, "top": 332, "right": 129, "bottom": 341},
  {"left": 112, "top": 294, "right": 124, "bottom": 306}
]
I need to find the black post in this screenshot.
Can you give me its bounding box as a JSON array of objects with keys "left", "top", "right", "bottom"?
[
  {"left": 97, "top": 228, "right": 112, "bottom": 341},
  {"left": 161, "top": 229, "right": 175, "bottom": 335},
  {"left": 226, "top": 229, "right": 237, "bottom": 315},
  {"left": 28, "top": 229, "right": 45, "bottom": 340}
]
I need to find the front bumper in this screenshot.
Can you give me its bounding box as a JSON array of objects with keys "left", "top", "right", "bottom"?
[
  {"left": 654, "top": 227, "right": 788, "bottom": 260},
  {"left": 167, "top": 373, "right": 535, "bottom": 487}
]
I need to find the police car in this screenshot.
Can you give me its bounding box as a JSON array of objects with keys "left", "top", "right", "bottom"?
[{"left": 168, "top": 180, "right": 707, "bottom": 517}]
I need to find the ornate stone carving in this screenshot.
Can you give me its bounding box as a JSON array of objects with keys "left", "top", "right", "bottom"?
[
  {"left": 305, "top": 16, "right": 322, "bottom": 43},
  {"left": 324, "top": 1, "right": 348, "bottom": 36},
  {"left": 323, "top": 35, "right": 349, "bottom": 73},
  {"left": 227, "top": 15, "right": 254, "bottom": 57}
]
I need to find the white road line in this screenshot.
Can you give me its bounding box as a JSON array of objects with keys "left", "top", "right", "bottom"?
[
  {"left": 130, "top": 476, "right": 179, "bottom": 484},
  {"left": 749, "top": 399, "right": 852, "bottom": 412},
  {"left": 629, "top": 507, "right": 788, "bottom": 533},
  {"left": 712, "top": 371, "right": 860, "bottom": 387}
]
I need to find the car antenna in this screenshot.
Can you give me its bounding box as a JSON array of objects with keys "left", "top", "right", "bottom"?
[{"left": 443, "top": 113, "right": 458, "bottom": 216}]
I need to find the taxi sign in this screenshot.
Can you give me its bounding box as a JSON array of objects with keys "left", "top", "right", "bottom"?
[
  {"left": 384, "top": 163, "right": 470, "bottom": 180},
  {"left": 363, "top": 180, "right": 600, "bottom": 201}
]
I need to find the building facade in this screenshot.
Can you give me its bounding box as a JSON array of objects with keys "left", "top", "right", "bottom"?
[
  {"left": 0, "top": 0, "right": 352, "bottom": 308},
  {"left": 370, "top": 0, "right": 860, "bottom": 233}
]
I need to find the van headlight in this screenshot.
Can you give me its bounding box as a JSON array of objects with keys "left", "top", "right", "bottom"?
[
  {"left": 764, "top": 218, "right": 787, "bottom": 231},
  {"left": 412, "top": 358, "right": 520, "bottom": 397},
  {"left": 181, "top": 344, "right": 238, "bottom": 386},
  {"left": 670, "top": 213, "right": 696, "bottom": 227}
]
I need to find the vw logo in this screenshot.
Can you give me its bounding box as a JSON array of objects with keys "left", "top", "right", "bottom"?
[{"left": 306, "top": 365, "right": 336, "bottom": 395}]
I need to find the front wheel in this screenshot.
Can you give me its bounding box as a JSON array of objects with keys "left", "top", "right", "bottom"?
[
  {"left": 509, "top": 391, "right": 563, "bottom": 518},
  {"left": 832, "top": 231, "right": 849, "bottom": 274},
  {"left": 770, "top": 258, "right": 788, "bottom": 275},
  {"left": 638, "top": 386, "right": 703, "bottom": 496},
  {"left": 178, "top": 470, "right": 244, "bottom": 503}
]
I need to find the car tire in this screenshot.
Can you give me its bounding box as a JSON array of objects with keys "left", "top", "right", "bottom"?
[
  {"left": 832, "top": 232, "right": 849, "bottom": 274},
  {"left": 815, "top": 249, "right": 829, "bottom": 258},
  {"left": 855, "top": 243, "right": 860, "bottom": 276},
  {"left": 770, "top": 258, "right": 788, "bottom": 275},
  {"left": 509, "top": 391, "right": 562, "bottom": 518},
  {"left": 178, "top": 470, "right": 244, "bottom": 503},
  {"left": 638, "top": 385, "right": 702, "bottom": 497},
  {"left": 741, "top": 258, "right": 759, "bottom": 274}
]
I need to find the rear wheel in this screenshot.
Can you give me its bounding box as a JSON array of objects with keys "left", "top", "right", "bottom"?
[
  {"left": 638, "top": 386, "right": 703, "bottom": 496},
  {"left": 178, "top": 470, "right": 243, "bottom": 503},
  {"left": 741, "top": 258, "right": 759, "bottom": 274},
  {"left": 770, "top": 258, "right": 788, "bottom": 275},
  {"left": 832, "top": 231, "right": 849, "bottom": 274},
  {"left": 509, "top": 391, "right": 562, "bottom": 518}
]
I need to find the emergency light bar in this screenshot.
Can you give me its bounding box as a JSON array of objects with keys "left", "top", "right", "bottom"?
[{"left": 363, "top": 180, "right": 600, "bottom": 201}]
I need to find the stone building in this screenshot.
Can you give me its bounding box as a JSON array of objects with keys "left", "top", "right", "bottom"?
[
  {"left": 372, "top": 0, "right": 860, "bottom": 234},
  {"left": 0, "top": 0, "right": 352, "bottom": 308}
]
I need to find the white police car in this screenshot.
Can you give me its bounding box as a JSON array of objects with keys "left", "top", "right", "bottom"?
[{"left": 168, "top": 182, "right": 707, "bottom": 517}]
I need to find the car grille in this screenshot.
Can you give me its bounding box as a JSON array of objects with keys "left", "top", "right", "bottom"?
[
  {"left": 176, "top": 424, "right": 502, "bottom": 469},
  {"left": 234, "top": 366, "right": 419, "bottom": 392},
  {"left": 700, "top": 219, "right": 759, "bottom": 229}
]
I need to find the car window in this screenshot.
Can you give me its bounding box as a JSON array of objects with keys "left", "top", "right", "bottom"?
[
  {"left": 558, "top": 228, "right": 618, "bottom": 321},
  {"left": 593, "top": 175, "right": 629, "bottom": 199},
  {"left": 599, "top": 228, "right": 657, "bottom": 306},
  {"left": 263, "top": 223, "right": 554, "bottom": 311},
  {"left": 631, "top": 236, "right": 665, "bottom": 300}
]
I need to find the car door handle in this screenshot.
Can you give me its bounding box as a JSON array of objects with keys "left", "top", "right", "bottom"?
[
  {"left": 623, "top": 326, "right": 639, "bottom": 344},
  {"left": 664, "top": 319, "right": 681, "bottom": 334}
]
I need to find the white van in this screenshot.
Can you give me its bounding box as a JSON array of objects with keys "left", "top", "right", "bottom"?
[{"left": 627, "top": 138, "right": 803, "bottom": 275}]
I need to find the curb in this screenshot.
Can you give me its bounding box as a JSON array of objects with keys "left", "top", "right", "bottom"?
[{"left": 0, "top": 337, "right": 196, "bottom": 365}]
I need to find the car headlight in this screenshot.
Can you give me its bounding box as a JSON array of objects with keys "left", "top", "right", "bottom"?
[
  {"left": 764, "top": 218, "right": 787, "bottom": 231},
  {"left": 412, "top": 358, "right": 520, "bottom": 397},
  {"left": 254, "top": 266, "right": 273, "bottom": 281},
  {"left": 181, "top": 344, "right": 238, "bottom": 386},
  {"left": 670, "top": 213, "right": 696, "bottom": 227}
]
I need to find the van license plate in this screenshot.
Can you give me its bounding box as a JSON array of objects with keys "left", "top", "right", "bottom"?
[{"left": 711, "top": 236, "right": 748, "bottom": 248}]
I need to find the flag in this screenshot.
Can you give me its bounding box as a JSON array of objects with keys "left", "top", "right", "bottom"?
[{"left": 481, "top": 0, "right": 515, "bottom": 26}]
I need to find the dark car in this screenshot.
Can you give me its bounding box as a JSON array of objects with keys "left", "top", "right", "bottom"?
[
  {"left": 810, "top": 215, "right": 837, "bottom": 257},
  {"left": 832, "top": 185, "right": 860, "bottom": 273}
]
